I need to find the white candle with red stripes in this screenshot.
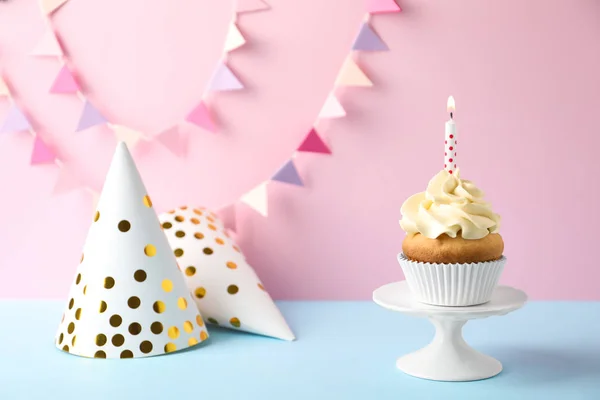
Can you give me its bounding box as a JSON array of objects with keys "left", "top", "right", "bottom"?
[{"left": 445, "top": 96, "right": 457, "bottom": 174}]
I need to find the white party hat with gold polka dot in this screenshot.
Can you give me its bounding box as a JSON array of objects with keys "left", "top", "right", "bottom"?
[
  {"left": 55, "top": 142, "right": 209, "bottom": 359},
  {"left": 159, "top": 207, "right": 295, "bottom": 341}
]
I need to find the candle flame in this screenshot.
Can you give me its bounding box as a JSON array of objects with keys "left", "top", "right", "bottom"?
[{"left": 447, "top": 96, "right": 455, "bottom": 113}]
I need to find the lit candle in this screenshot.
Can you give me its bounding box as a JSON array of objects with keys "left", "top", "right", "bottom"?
[{"left": 445, "top": 96, "right": 457, "bottom": 174}]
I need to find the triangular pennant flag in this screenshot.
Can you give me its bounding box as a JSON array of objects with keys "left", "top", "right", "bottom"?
[
  {"left": 215, "top": 203, "right": 237, "bottom": 232},
  {"left": 297, "top": 129, "right": 331, "bottom": 154},
  {"left": 271, "top": 159, "right": 304, "bottom": 186},
  {"left": 0, "top": 104, "right": 32, "bottom": 134},
  {"left": 31, "top": 28, "right": 64, "bottom": 57},
  {"left": 76, "top": 101, "right": 108, "bottom": 132},
  {"left": 30, "top": 136, "right": 57, "bottom": 165},
  {"left": 335, "top": 58, "right": 373, "bottom": 87},
  {"left": 0, "top": 77, "right": 9, "bottom": 97},
  {"left": 236, "top": 0, "right": 270, "bottom": 13},
  {"left": 241, "top": 182, "right": 268, "bottom": 217},
  {"left": 156, "top": 126, "right": 187, "bottom": 157},
  {"left": 318, "top": 93, "right": 346, "bottom": 119},
  {"left": 185, "top": 101, "right": 216, "bottom": 133},
  {"left": 352, "top": 22, "right": 389, "bottom": 51},
  {"left": 50, "top": 65, "right": 80, "bottom": 94},
  {"left": 224, "top": 23, "right": 246, "bottom": 52},
  {"left": 53, "top": 166, "right": 82, "bottom": 195},
  {"left": 40, "top": 0, "right": 69, "bottom": 15},
  {"left": 367, "top": 0, "right": 402, "bottom": 14},
  {"left": 110, "top": 124, "right": 144, "bottom": 149},
  {"left": 208, "top": 63, "right": 244, "bottom": 92}
]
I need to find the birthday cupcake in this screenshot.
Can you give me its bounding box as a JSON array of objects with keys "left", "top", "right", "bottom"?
[{"left": 398, "top": 97, "right": 506, "bottom": 306}]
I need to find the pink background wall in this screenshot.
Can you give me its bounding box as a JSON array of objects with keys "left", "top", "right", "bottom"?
[{"left": 0, "top": 0, "right": 599, "bottom": 300}]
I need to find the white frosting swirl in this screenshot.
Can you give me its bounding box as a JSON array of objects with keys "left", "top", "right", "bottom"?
[{"left": 399, "top": 169, "right": 500, "bottom": 239}]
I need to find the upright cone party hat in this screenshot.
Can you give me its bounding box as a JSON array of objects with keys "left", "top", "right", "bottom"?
[{"left": 55, "top": 143, "right": 209, "bottom": 359}]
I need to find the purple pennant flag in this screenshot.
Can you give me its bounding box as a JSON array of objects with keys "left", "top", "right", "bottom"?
[
  {"left": 352, "top": 22, "right": 389, "bottom": 51},
  {"left": 208, "top": 63, "right": 244, "bottom": 92},
  {"left": 76, "top": 100, "right": 108, "bottom": 132},
  {"left": 0, "top": 104, "right": 32, "bottom": 134},
  {"left": 271, "top": 159, "right": 304, "bottom": 186}
]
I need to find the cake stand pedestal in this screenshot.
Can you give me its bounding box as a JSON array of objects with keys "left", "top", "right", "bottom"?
[{"left": 373, "top": 281, "right": 527, "bottom": 382}]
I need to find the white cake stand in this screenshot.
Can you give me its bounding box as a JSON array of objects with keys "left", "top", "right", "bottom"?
[{"left": 373, "top": 281, "right": 527, "bottom": 382}]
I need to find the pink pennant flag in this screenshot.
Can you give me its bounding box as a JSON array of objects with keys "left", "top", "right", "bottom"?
[
  {"left": 156, "top": 126, "right": 188, "bottom": 157},
  {"left": 50, "top": 65, "right": 80, "bottom": 94},
  {"left": 318, "top": 93, "right": 346, "bottom": 119},
  {"left": 40, "top": 0, "right": 70, "bottom": 15},
  {"left": 185, "top": 101, "right": 216, "bottom": 132},
  {"left": 352, "top": 22, "right": 389, "bottom": 51},
  {"left": 215, "top": 203, "right": 237, "bottom": 231},
  {"left": 297, "top": 129, "right": 331, "bottom": 154},
  {"left": 335, "top": 58, "right": 373, "bottom": 87},
  {"left": 76, "top": 101, "right": 108, "bottom": 132},
  {"left": 208, "top": 63, "right": 244, "bottom": 91},
  {"left": 225, "top": 23, "right": 246, "bottom": 52},
  {"left": 0, "top": 104, "right": 31, "bottom": 134},
  {"left": 53, "top": 165, "right": 82, "bottom": 195},
  {"left": 30, "top": 136, "right": 57, "bottom": 165},
  {"left": 367, "top": 0, "right": 401, "bottom": 14},
  {"left": 0, "top": 77, "right": 9, "bottom": 97},
  {"left": 236, "top": 0, "right": 270, "bottom": 13},
  {"left": 241, "top": 182, "right": 268, "bottom": 217},
  {"left": 31, "top": 28, "right": 63, "bottom": 57}
]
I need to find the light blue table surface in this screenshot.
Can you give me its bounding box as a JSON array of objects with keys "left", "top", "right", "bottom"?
[{"left": 0, "top": 300, "right": 599, "bottom": 399}]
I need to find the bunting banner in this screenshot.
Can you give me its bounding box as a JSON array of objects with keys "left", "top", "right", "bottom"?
[
  {"left": 0, "top": 77, "right": 9, "bottom": 97},
  {"left": 156, "top": 126, "right": 188, "bottom": 157},
  {"left": 49, "top": 65, "right": 80, "bottom": 94},
  {"left": 0, "top": 104, "right": 32, "bottom": 134},
  {"left": 30, "top": 136, "right": 57, "bottom": 165},
  {"left": 75, "top": 100, "right": 108, "bottom": 132},
  {"left": 367, "top": 0, "right": 402, "bottom": 14},
  {"left": 271, "top": 159, "right": 304, "bottom": 187},
  {"left": 241, "top": 182, "right": 269, "bottom": 217},
  {"left": 318, "top": 94, "right": 346, "bottom": 119},
  {"left": 31, "top": 27, "right": 64, "bottom": 57},
  {"left": 40, "top": 0, "right": 69, "bottom": 15}
]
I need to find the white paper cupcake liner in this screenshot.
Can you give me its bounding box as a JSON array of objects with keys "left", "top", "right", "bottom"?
[{"left": 398, "top": 253, "right": 506, "bottom": 306}]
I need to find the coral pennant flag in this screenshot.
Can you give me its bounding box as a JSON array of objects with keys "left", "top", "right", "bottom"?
[
  {"left": 110, "top": 125, "right": 144, "bottom": 149},
  {"left": 367, "top": 0, "right": 401, "bottom": 14},
  {"left": 335, "top": 58, "right": 373, "bottom": 87},
  {"left": 225, "top": 23, "right": 246, "bottom": 52},
  {"left": 241, "top": 182, "right": 268, "bottom": 217},
  {"left": 50, "top": 65, "right": 80, "bottom": 94},
  {"left": 318, "top": 93, "right": 346, "bottom": 119},
  {"left": 271, "top": 159, "right": 304, "bottom": 186},
  {"left": 0, "top": 77, "right": 9, "bottom": 97},
  {"left": 30, "top": 136, "right": 57, "bottom": 165},
  {"left": 185, "top": 101, "right": 216, "bottom": 132},
  {"left": 40, "top": 0, "right": 69, "bottom": 15},
  {"left": 53, "top": 165, "right": 82, "bottom": 194},
  {"left": 215, "top": 203, "right": 237, "bottom": 232},
  {"left": 352, "top": 22, "right": 389, "bottom": 51},
  {"left": 297, "top": 129, "right": 331, "bottom": 154},
  {"left": 31, "top": 28, "right": 63, "bottom": 57},
  {"left": 156, "top": 126, "right": 188, "bottom": 157},
  {"left": 76, "top": 101, "right": 107, "bottom": 132},
  {"left": 208, "top": 63, "right": 244, "bottom": 91},
  {"left": 0, "top": 104, "right": 31, "bottom": 134},
  {"left": 236, "top": 0, "right": 270, "bottom": 13}
]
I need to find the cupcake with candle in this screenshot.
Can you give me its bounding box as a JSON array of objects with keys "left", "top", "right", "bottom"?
[{"left": 398, "top": 96, "right": 506, "bottom": 306}]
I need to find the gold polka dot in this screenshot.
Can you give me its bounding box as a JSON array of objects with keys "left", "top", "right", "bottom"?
[
  {"left": 215, "top": 238, "right": 225, "bottom": 245},
  {"left": 109, "top": 314, "right": 122, "bottom": 327},
  {"left": 177, "top": 297, "right": 188, "bottom": 310},
  {"left": 164, "top": 343, "right": 177, "bottom": 353},
  {"left": 62, "top": 345, "right": 70, "bottom": 352},
  {"left": 174, "top": 216, "right": 184, "bottom": 222},
  {"left": 94, "top": 211, "right": 100, "bottom": 222},
  {"left": 99, "top": 301, "right": 107, "bottom": 313},
  {"left": 118, "top": 220, "right": 131, "bottom": 232},
  {"left": 94, "top": 350, "right": 106, "bottom": 358},
  {"left": 196, "top": 315, "right": 204, "bottom": 327},
  {"left": 129, "top": 323, "right": 142, "bottom": 335},
  {"left": 67, "top": 322, "right": 75, "bottom": 334},
  {"left": 185, "top": 266, "right": 196, "bottom": 276},
  {"left": 80, "top": 253, "right": 84, "bottom": 263},
  {"left": 230, "top": 318, "right": 241, "bottom": 328},
  {"left": 96, "top": 334, "right": 107, "bottom": 346},
  {"left": 168, "top": 326, "right": 180, "bottom": 339},
  {"left": 134, "top": 270, "right": 147, "bottom": 282},
  {"left": 161, "top": 279, "right": 173, "bottom": 292},
  {"left": 144, "top": 244, "right": 156, "bottom": 257},
  {"left": 180, "top": 206, "right": 188, "bottom": 210},
  {"left": 224, "top": 230, "right": 231, "bottom": 238},
  {"left": 183, "top": 321, "right": 193, "bottom": 333},
  {"left": 140, "top": 341, "right": 153, "bottom": 354},
  {"left": 112, "top": 334, "right": 125, "bottom": 347},
  {"left": 104, "top": 277, "right": 115, "bottom": 289},
  {"left": 188, "top": 337, "right": 198, "bottom": 346},
  {"left": 75, "top": 308, "right": 82, "bottom": 320},
  {"left": 76, "top": 273, "right": 82, "bottom": 285},
  {"left": 193, "top": 209, "right": 203, "bottom": 215},
  {"left": 258, "top": 283, "right": 266, "bottom": 291},
  {"left": 162, "top": 222, "right": 172, "bottom": 229},
  {"left": 58, "top": 333, "right": 64, "bottom": 344},
  {"left": 226, "top": 261, "right": 237, "bottom": 269},
  {"left": 128, "top": 296, "right": 141, "bottom": 309},
  {"left": 83, "top": 285, "right": 87, "bottom": 295},
  {"left": 227, "top": 285, "right": 239, "bottom": 295},
  {"left": 207, "top": 317, "right": 218, "bottom": 325},
  {"left": 194, "top": 232, "right": 204, "bottom": 240},
  {"left": 233, "top": 245, "right": 241, "bottom": 253},
  {"left": 68, "top": 298, "right": 74, "bottom": 309},
  {"left": 175, "top": 230, "right": 185, "bottom": 238},
  {"left": 120, "top": 350, "right": 133, "bottom": 358},
  {"left": 71, "top": 335, "right": 77, "bottom": 346},
  {"left": 208, "top": 224, "right": 217, "bottom": 231},
  {"left": 153, "top": 301, "right": 166, "bottom": 314},
  {"left": 194, "top": 287, "right": 206, "bottom": 299},
  {"left": 150, "top": 322, "right": 163, "bottom": 334},
  {"left": 174, "top": 248, "right": 184, "bottom": 257},
  {"left": 168, "top": 210, "right": 175, "bottom": 214},
  {"left": 190, "top": 218, "right": 200, "bottom": 225},
  {"left": 143, "top": 195, "right": 152, "bottom": 207},
  {"left": 206, "top": 216, "right": 215, "bottom": 223},
  {"left": 200, "top": 331, "right": 209, "bottom": 341},
  {"left": 203, "top": 247, "right": 213, "bottom": 255}
]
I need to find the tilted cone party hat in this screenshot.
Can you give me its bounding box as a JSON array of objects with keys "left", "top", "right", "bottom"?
[
  {"left": 160, "top": 207, "right": 295, "bottom": 341},
  {"left": 55, "top": 142, "right": 209, "bottom": 358}
]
